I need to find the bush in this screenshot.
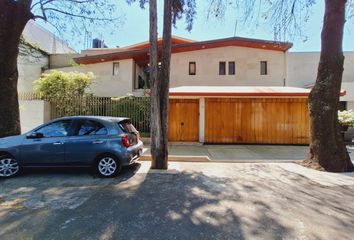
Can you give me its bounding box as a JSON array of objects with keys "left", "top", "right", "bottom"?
[
  {"left": 34, "top": 70, "right": 94, "bottom": 101},
  {"left": 338, "top": 110, "right": 354, "bottom": 126}
]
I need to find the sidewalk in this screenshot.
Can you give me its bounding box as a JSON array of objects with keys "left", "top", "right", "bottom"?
[{"left": 141, "top": 144, "right": 309, "bottom": 162}]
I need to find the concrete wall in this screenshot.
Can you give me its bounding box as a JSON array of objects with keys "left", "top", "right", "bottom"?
[
  {"left": 47, "top": 59, "right": 136, "bottom": 97},
  {"left": 49, "top": 53, "right": 82, "bottom": 68},
  {"left": 18, "top": 44, "right": 49, "bottom": 92},
  {"left": 170, "top": 46, "right": 287, "bottom": 87},
  {"left": 287, "top": 52, "right": 354, "bottom": 103},
  {"left": 20, "top": 100, "right": 51, "bottom": 133},
  {"left": 23, "top": 20, "right": 75, "bottom": 54}
]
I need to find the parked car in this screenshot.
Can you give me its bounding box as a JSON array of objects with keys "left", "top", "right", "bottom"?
[{"left": 0, "top": 116, "right": 144, "bottom": 178}]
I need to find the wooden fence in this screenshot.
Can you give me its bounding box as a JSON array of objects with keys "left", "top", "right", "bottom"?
[{"left": 19, "top": 92, "right": 151, "bottom": 134}]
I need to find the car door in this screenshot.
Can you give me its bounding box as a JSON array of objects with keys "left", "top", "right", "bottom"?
[
  {"left": 64, "top": 119, "right": 109, "bottom": 166},
  {"left": 20, "top": 119, "right": 74, "bottom": 166}
]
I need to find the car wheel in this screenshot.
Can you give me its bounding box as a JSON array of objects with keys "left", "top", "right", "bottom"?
[
  {"left": 0, "top": 155, "right": 20, "bottom": 178},
  {"left": 96, "top": 155, "right": 121, "bottom": 178}
]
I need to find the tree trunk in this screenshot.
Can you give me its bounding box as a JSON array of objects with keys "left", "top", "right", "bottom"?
[
  {"left": 307, "top": 0, "right": 354, "bottom": 172},
  {"left": 149, "top": 0, "right": 165, "bottom": 169},
  {"left": 0, "top": 1, "right": 32, "bottom": 138},
  {"left": 149, "top": 0, "right": 172, "bottom": 169}
]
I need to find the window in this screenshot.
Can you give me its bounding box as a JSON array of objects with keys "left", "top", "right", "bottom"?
[
  {"left": 113, "top": 62, "right": 119, "bottom": 76},
  {"left": 35, "top": 120, "right": 72, "bottom": 137},
  {"left": 76, "top": 120, "right": 108, "bottom": 136},
  {"left": 228, "top": 61, "right": 235, "bottom": 75},
  {"left": 219, "top": 61, "right": 226, "bottom": 75},
  {"left": 260, "top": 61, "right": 268, "bottom": 75},
  {"left": 189, "top": 62, "right": 196, "bottom": 75}
]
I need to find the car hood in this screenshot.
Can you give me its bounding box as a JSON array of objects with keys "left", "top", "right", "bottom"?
[{"left": 0, "top": 135, "right": 25, "bottom": 148}]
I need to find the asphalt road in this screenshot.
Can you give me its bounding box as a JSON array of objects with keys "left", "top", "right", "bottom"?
[{"left": 1, "top": 162, "right": 354, "bottom": 240}]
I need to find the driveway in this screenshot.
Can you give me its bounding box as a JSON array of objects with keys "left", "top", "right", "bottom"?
[
  {"left": 143, "top": 144, "right": 309, "bottom": 162},
  {"left": 1, "top": 162, "right": 354, "bottom": 240}
]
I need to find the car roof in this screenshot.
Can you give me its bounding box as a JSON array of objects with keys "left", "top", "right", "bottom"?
[{"left": 54, "top": 116, "right": 131, "bottom": 123}]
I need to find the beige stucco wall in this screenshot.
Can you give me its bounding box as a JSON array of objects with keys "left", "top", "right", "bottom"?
[
  {"left": 20, "top": 100, "right": 51, "bottom": 133},
  {"left": 287, "top": 52, "right": 354, "bottom": 103},
  {"left": 170, "top": 46, "right": 287, "bottom": 87},
  {"left": 48, "top": 59, "right": 135, "bottom": 97},
  {"left": 287, "top": 52, "right": 354, "bottom": 86},
  {"left": 49, "top": 53, "right": 82, "bottom": 68}
]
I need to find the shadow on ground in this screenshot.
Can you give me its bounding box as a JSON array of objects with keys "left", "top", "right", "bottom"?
[{"left": 1, "top": 163, "right": 354, "bottom": 240}]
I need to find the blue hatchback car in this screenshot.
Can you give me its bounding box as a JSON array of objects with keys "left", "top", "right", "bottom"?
[{"left": 0, "top": 116, "right": 144, "bottom": 178}]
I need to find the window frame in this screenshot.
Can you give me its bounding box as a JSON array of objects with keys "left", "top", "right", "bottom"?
[
  {"left": 189, "top": 61, "right": 196, "bottom": 75},
  {"left": 260, "top": 61, "right": 268, "bottom": 75},
  {"left": 228, "top": 61, "right": 235, "bottom": 75},
  {"left": 113, "top": 62, "right": 119, "bottom": 76},
  {"left": 219, "top": 61, "right": 226, "bottom": 75}
]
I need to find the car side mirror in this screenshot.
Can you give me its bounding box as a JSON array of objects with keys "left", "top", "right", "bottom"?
[{"left": 27, "top": 132, "right": 44, "bottom": 139}]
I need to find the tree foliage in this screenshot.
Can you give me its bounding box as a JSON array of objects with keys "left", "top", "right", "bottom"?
[
  {"left": 34, "top": 70, "right": 94, "bottom": 101},
  {"left": 127, "top": 0, "right": 197, "bottom": 31}
]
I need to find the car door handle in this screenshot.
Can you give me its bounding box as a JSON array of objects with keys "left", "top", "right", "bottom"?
[
  {"left": 53, "top": 142, "right": 64, "bottom": 145},
  {"left": 92, "top": 140, "right": 104, "bottom": 144}
]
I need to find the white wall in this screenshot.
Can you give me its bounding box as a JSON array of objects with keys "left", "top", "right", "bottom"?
[
  {"left": 287, "top": 52, "right": 354, "bottom": 103},
  {"left": 23, "top": 20, "right": 75, "bottom": 54},
  {"left": 20, "top": 100, "right": 51, "bottom": 133},
  {"left": 18, "top": 44, "right": 49, "bottom": 92},
  {"left": 170, "top": 46, "right": 287, "bottom": 87},
  {"left": 48, "top": 59, "right": 135, "bottom": 97}
]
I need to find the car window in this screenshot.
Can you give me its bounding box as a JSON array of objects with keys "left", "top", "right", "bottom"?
[
  {"left": 76, "top": 120, "right": 108, "bottom": 136},
  {"left": 118, "top": 121, "right": 138, "bottom": 133},
  {"left": 35, "top": 120, "right": 72, "bottom": 137}
]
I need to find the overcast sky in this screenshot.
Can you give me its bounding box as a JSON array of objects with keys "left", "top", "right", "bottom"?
[{"left": 39, "top": 0, "right": 354, "bottom": 52}]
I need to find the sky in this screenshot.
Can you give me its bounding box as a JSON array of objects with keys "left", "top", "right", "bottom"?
[{"left": 39, "top": 0, "right": 354, "bottom": 52}]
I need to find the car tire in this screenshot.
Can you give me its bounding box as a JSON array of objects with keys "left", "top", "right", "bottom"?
[
  {"left": 0, "top": 155, "right": 20, "bottom": 178},
  {"left": 95, "top": 154, "right": 121, "bottom": 178}
]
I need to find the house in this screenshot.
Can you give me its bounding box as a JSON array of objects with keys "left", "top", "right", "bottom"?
[{"left": 46, "top": 36, "right": 354, "bottom": 110}]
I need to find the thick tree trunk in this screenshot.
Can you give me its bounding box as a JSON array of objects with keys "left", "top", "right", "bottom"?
[
  {"left": 307, "top": 0, "right": 354, "bottom": 172},
  {"left": 0, "top": 1, "right": 32, "bottom": 137}
]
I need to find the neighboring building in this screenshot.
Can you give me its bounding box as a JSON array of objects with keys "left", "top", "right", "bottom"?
[
  {"left": 19, "top": 20, "right": 75, "bottom": 92},
  {"left": 22, "top": 35, "right": 354, "bottom": 108}
]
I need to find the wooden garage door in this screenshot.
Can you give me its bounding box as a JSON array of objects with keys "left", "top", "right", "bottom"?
[
  {"left": 169, "top": 99, "right": 199, "bottom": 142},
  {"left": 205, "top": 98, "right": 309, "bottom": 144}
]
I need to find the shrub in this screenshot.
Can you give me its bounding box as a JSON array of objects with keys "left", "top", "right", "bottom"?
[
  {"left": 338, "top": 110, "right": 354, "bottom": 126},
  {"left": 34, "top": 70, "right": 94, "bottom": 101}
]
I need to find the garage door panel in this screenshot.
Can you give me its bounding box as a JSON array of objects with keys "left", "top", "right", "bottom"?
[
  {"left": 205, "top": 98, "right": 309, "bottom": 144},
  {"left": 169, "top": 99, "right": 199, "bottom": 142}
]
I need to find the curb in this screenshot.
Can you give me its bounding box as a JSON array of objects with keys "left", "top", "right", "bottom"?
[{"left": 140, "top": 155, "right": 210, "bottom": 162}]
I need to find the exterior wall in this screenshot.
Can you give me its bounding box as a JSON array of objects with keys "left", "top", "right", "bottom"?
[
  {"left": 49, "top": 53, "right": 82, "bottom": 68},
  {"left": 48, "top": 59, "right": 135, "bottom": 97},
  {"left": 18, "top": 44, "right": 49, "bottom": 92},
  {"left": 20, "top": 100, "right": 51, "bottom": 133},
  {"left": 23, "top": 20, "right": 75, "bottom": 54},
  {"left": 170, "top": 46, "right": 286, "bottom": 87},
  {"left": 287, "top": 52, "right": 354, "bottom": 102}
]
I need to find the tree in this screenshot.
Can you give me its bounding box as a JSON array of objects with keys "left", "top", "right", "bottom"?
[
  {"left": 129, "top": 0, "right": 196, "bottom": 169},
  {"left": 0, "top": 0, "right": 120, "bottom": 138},
  {"left": 208, "top": 0, "right": 354, "bottom": 172}
]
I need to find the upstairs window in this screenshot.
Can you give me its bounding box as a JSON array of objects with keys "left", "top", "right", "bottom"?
[
  {"left": 228, "top": 61, "right": 235, "bottom": 75},
  {"left": 189, "top": 62, "right": 196, "bottom": 75},
  {"left": 260, "top": 61, "right": 268, "bottom": 75},
  {"left": 219, "top": 61, "right": 226, "bottom": 75},
  {"left": 113, "top": 62, "right": 119, "bottom": 76}
]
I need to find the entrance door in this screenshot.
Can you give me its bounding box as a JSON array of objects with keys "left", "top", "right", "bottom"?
[{"left": 168, "top": 99, "right": 199, "bottom": 142}]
